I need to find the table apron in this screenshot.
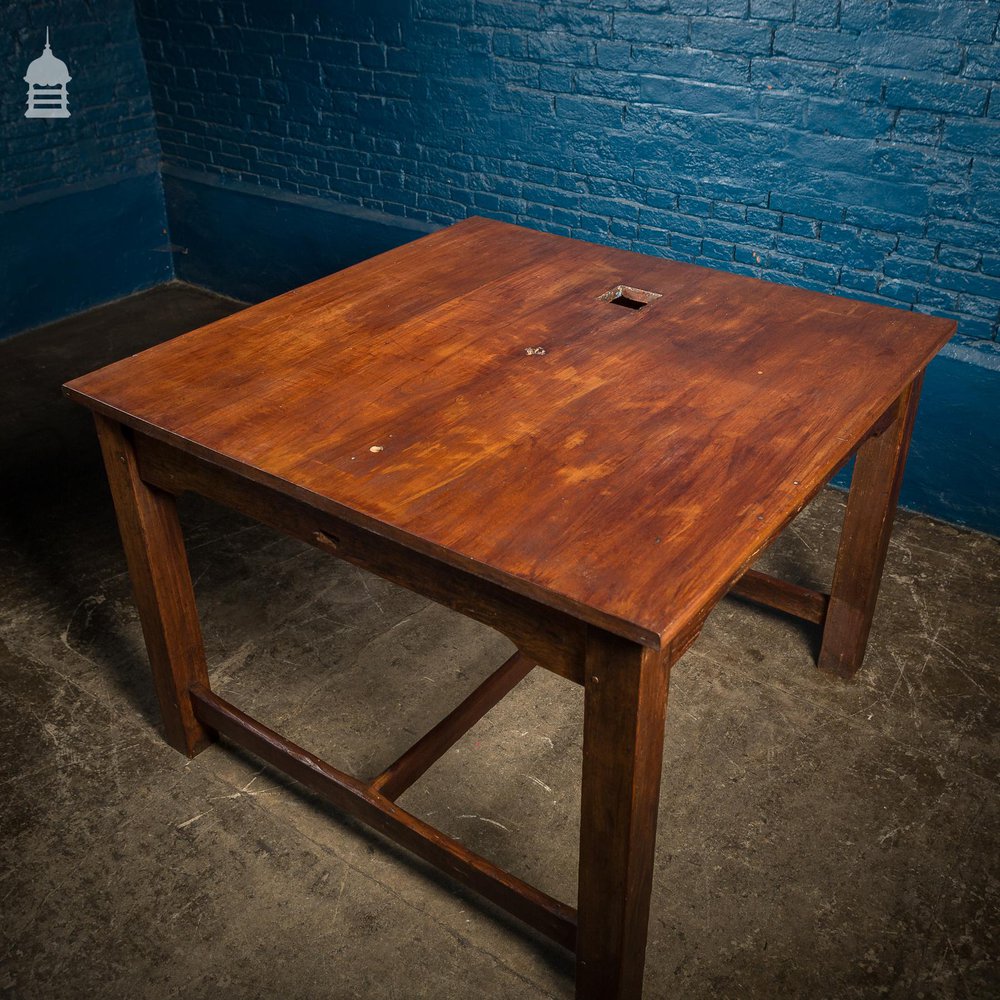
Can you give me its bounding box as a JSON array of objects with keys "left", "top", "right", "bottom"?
[{"left": 133, "top": 431, "right": 588, "bottom": 685}]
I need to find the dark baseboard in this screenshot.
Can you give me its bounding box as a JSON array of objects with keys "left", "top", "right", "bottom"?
[
  {"left": 1, "top": 172, "right": 172, "bottom": 340},
  {"left": 162, "top": 169, "right": 435, "bottom": 304}
]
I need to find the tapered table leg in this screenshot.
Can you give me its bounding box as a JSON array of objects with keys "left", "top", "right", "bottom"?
[
  {"left": 819, "top": 374, "right": 924, "bottom": 679},
  {"left": 576, "top": 628, "right": 670, "bottom": 999},
  {"left": 94, "top": 414, "right": 215, "bottom": 756}
]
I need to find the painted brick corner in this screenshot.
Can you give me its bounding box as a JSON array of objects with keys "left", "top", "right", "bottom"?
[{"left": 1, "top": 0, "right": 171, "bottom": 337}]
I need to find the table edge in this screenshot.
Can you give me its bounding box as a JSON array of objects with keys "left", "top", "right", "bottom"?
[
  {"left": 64, "top": 385, "right": 669, "bottom": 649},
  {"left": 62, "top": 297, "right": 957, "bottom": 657}
]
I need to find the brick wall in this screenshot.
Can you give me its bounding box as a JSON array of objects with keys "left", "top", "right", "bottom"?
[
  {"left": 2, "top": 0, "right": 162, "bottom": 204},
  {"left": 1, "top": 0, "right": 170, "bottom": 338},
  {"left": 137, "top": 0, "right": 1000, "bottom": 341}
]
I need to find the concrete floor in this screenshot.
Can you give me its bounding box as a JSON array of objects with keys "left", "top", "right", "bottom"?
[{"left": 1, "top": 284, "right": 998, "bottom": 999}]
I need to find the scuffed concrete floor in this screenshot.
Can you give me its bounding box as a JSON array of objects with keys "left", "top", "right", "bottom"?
[{"left": 1, "top": 284, "right": 998, "bottom": 999}]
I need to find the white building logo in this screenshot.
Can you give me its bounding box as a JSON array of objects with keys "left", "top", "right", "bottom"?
[{"left": 24, "top": 28, "right": 71, "bottom": 118}]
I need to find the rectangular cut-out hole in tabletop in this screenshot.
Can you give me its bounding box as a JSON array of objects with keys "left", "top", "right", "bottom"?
[{"left": 599, "top": 284, "right": 663, "bottom": 310}]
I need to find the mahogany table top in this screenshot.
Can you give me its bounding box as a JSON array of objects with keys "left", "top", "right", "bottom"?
[{"left": 65, "top": 217, "right": 954, "bottom": 649}]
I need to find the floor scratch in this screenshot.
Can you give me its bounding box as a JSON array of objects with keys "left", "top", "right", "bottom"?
[{"left": 458, "top": 815, "right": 511, "bottom": 832}]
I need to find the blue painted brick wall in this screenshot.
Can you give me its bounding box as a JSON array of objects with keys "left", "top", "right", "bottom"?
[
  {"left": 2, "top": 0, "right": 163, "bottom": 204},
  {"left": 136, "top": 0, "right": 1000, "bottom": 341}
]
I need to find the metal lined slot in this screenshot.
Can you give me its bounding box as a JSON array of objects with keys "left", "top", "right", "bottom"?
[{"left": 599, "top": 284, "right": 662, "bottom": 310}]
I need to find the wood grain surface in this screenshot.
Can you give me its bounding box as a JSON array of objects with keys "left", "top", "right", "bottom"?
[{"left": 65, "top": 217, "right": 955, "bottom": 650}]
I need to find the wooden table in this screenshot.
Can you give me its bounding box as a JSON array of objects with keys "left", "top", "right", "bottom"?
[{"left": 64, "top": 218, "right": 954, "bottom": 998}]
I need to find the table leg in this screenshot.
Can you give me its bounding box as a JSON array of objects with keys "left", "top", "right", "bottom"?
[
  {"left": 576, "top": 629, "right": 670, "bottom": 999},
  {"left": 818, "top": 374, "right": 924, "bottom": 679},
  {"left": 94, "top": 414, "right": 215, "bottom": 757}
]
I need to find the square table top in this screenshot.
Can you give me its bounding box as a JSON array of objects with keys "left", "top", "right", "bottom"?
[{"left": 65, "top": 217, "right": 955, "bottom": 651}]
